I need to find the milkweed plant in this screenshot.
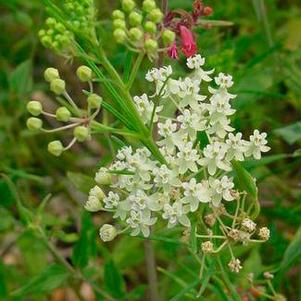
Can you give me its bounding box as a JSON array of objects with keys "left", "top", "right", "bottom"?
[{"left": 25, "top": 0, "right": 286, "bottom": 300}]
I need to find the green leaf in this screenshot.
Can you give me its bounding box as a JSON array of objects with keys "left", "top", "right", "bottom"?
[
  {"left": 197, "top": 131, "right": 210, "bottom": 150},
  {"left": 9, "top": 60, "right": 32, "bottom": 95},
  {"left": 104, "top": 260, "right": 126, "bottom": 299},
  {"left": 72, "top": 211, "right": 97, "bottom": 268},
  {"left": 280, "top": 226, "right": 301, "bottom": 271},
  {"left": 67, "top": 171, "right": 94, "bottom": 194},
  {"left": 0, "top": 261, "right": 8, "bottom": 299},
  {"left": 11, "top": 264, "right": 71, "bottom": 297},
  {"left": 232, "top": 161, "right": 259, "bottom": 218},
  {"left": 274, "top": 122, "right": 301, "bottom": 145}
]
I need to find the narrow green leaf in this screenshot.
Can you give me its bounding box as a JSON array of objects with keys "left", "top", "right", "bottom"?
[
  {"left": 197, "top": 131, "right": 210, "bottom": 150},
  {"left": 123, "top": 51, "right": 133, "bottom": 83},
  {"left": 67, "top": 171, "right": 94, "bottom": 194},
  {"left": 11, "top": 264, "right": 70, "bottom": 297},
  {"left": 9, "top": 60, "right": 32, "bottom": 95}
]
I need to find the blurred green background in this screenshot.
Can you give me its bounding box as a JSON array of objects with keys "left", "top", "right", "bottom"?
[{"left": 0, "top": 0, "right": 301, "bottom": 300}]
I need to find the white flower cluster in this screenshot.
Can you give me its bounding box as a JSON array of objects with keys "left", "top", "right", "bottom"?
[{"left": 87, "top": 54, "right": 270, "bottom": 238}]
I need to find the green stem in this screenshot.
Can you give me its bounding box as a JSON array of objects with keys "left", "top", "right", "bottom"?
[{"left": 126, "top": 52, "right": 145, "bottom": 90}]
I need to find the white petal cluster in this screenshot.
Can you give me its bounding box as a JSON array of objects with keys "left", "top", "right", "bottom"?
[{"left": 88, "top": 54, "right": 270, "bottom": 238}]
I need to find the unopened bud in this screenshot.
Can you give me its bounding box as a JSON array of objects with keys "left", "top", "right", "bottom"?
[
  {"left": 129, "top": 27, "right": 143, "bottom": 41},
  {"left": 144, "top": 39, "right": 158, "bottom": 52},
  {"left": 142, "top": 0, "right": 156, "bottom": 12},
  {"left": 50, "top": 78, "right": 66, "bottom": 95},
  {"left": 258, "top": 227, "right": 270, "bottom": 241},
  {"left": 41, "top": 36, "right": 53, "bottom": 48},
  {"left": 44, "top": 67, "right": 60, "bottom": 82},
  {"left": 162, "top": 29, "right": 176, "bottom": 46},
  {"left": 144, "top": 21, "right": 157, "bottom": 34},
  {"left": 27, "top": 101, "right": 42, "bottom": 116},
  {"left": 122, "top": 0, "right": 136, "bottom": 12},
  {"left": 148, "top": 8, "right": 163, "bottom": 23},
  {"left": 113, "top": 29, "right": 127, "bottom": 43},
  {"left": 26, "top": 117, "right": 43, "bottom": 131},
  {"left": 56, "top": 107, "right": 71, "bottom": 122},
  {"left": 95, "top": 167, "right": 112, "bottom": 185},
  {"left": 46, "top": 17, "right": 56, "bottom": 27},
  {"left": 201, "top": 241, "right": 214, "bottom": 254},
  {"left": 48, "top": 140, "right": 64, "bottom": 156},
  {"left": 203, "top": 6, "right": 213, "bottom": 16},
  {"left": 112, "top": 10, "right": 125, "bottom": 19},
  {"left": 74, "top": 126, "right": 89, "bottom": 142},
  {"left": 87, "top": 93, "right": 102, "bottom": 109},
  {"left": 76, "top": 65, "right": 93, "bottom": 82},
  {"left": 129, "top": 12, "right": 142, "bottom": 26},
  {"left": 99, "top": 224, "right": 117, "bottom": 242},
  {"left": 113, "top": 19, "right": 126, "bottom": 29}
]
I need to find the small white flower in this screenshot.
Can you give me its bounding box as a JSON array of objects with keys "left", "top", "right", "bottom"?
[
  {"left": 201, "top": 241, "right": 214, "bottom": 253},
  {"left": 228, "top": 258, "right": 242, "bottom": 273},
  {"left": 182, "top": 178, "right": 211, "bottom": 212},
  {"left": 157, "top": 119, "right": 178, "bottom": 151},
  {"left": 209, "top": 176, "right": 235, "bottom": 206},
  {"left": 95, "top": 167, "right": 112, "bottom": 185},
  {"left": 215, "top": 73, "right": 234, "bottom": 88},
  {"left": 241, "top": 218, "right": 257, "bottom": 232},
  {"left": 104, "top": 191, "right": 120, "bottom": 209},
  {"left": 176, "top": 141, "right": 200, "bottom": 174},
  {"left": 153, "top": 164, "right": 181, "bottom": 193},
  {"left": 147, "top": 192, "right": 170, "bottom": 211},
  {"left": 245, "top": 130, "right": 270, "bottom": 160},
  {"left": 198, "top": 142, "right": 231, "bottom": 175},
  {"left": 186, "top": 55, "right": 214, "bottom": 82},
  {"left": 162, "top": 201, "right": 190, "bottom": 228},
  {"left": 146, "top": 66, "right": 173, "bottom": 95},
  {"left": 258, "top": 227, "right": 270, "bottom": 241},
  {"left": 187, "top": 54, "right": 205, "bottom": 69},
  {"left": 226, "top": 132, "right": 247, "bottom": 161},
  {"left": 99, "top": 224, "right": 117, "bottom": 242}
]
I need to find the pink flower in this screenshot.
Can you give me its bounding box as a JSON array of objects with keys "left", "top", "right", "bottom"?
[
  {"left": 179, "top": 25, "right": 197, "bottom": 57},
  {"left": 167, "top": 42, "right": 179, "bottom": 59}
]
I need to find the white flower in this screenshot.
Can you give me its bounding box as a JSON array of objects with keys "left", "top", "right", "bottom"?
[
  {"left": 104, "top": 191, "right": 120, "bottom": 209},
  {"left": 162, "top": 202, "right": 190, "bottom": 228},
  {"left": 258, "top": 227, "right": 270, "bottom": 241},
  {"left": 226, "top": 132, "right": 247, "bottom": 161},
  {"left": 209, "top": 176, "right": 235, "bottom": 206},
  {"left": 95, "top": 167, "right": 112, "bottom": 185},
  {"left": 187, "top": 54, "right": 205, "bottom": 69},
  {"left": 182, "top": 178, "right": 211, "bottom": 212},
  {"left": 187, "top": 54, "right": 214, "bottom": 82},
  {"left": 99, "top": 224, "right": 117, "bottom": 242},
  {"left": 84, "top": 186, "right": 105, "bottom": 212},
  {"left": 215, "top": 73, "right": 234, "bottom": 88},
  {"left": 177, "top": 109, "right": 207, "bottom": 139},
  {"left": 147, "top": 192, "right": 170, "bottom": 211},
  {"left": 126, "top": 210, "right": 157, "bottom": 237},
  {"left": 153, "top": 165, "right": 181, "bottom": 194},
  {"left": 245, "top": 130, "right": 270, "bottom": 160},
  {"left": 198, "top": 142, "right": 231, "bottom": 175},
  {"left": 133, "top": 93, "right": 162, "bottom": 124},
  {"left": 228, "top": 258, "right": 242, "bottom": 273},
  {"left": 157, "top": 119, "right": 178, "bottom": 151},
  {"left": 176, "top": 141, "right": 200, "bottom": 174},
  {"left": 201, "top": 241, "right": 214, "bottom": 253},
  {"left": 145, "top": 66, "right": 172, "bottom": 82},
  {"left": 241, "top": 218, "right": 257, "bottom": 232}
]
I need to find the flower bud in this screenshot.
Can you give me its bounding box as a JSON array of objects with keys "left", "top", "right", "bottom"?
[
  {"left": 113, "top": 19, "right": 126, "bottom": 30},
  {"left": 27, "top": 101, "right": 42, "bottom": 116},
  {"left": 26, "top": 117, "right": 43, "bottom": 131},
  {"left": 85, "top": 185, "right": 105, "bottom": 212},
  {"left": 76, "top": 65, "right": 93, "bottom": 82},
  {"left": 148, "top": 8, "right": 163, "bottom": 23},
  {"left": 38, "top": 29, "right": 46, "bottom": 38},
  {"left": 95, "top": 167, "right": 112, "bottom": 185},
  {"left": 87, "top": 93, "right": 102, "bottom": 109},
  {"left": 129, "top": 27, "right": 143, "bottom": 41},
  {"left": 258, "top": 227, "right": 270, "bottom": 241},
  {"left": 56, "top": 107, "right": 71, "bottom": 122},
  {"left": 201, "top": 241, "right": 214, "bottom": 254},
  {"left": 112, "top": 9, "right": 125, "bottom": 19},
  {"left": 48, "top": 140, "right": 64, "bottom": 156},
  {"left": 44, "top": 67, "right": 60, "bottom": 82},
  {"left": 113, "top": 29, "right": 127, "bottom": 43},
  {"left": 99, "top": 224, "right": 117, "bottom": 242},
  {"left": 46, "top": 17, "right": 56, "bottom": 27},
  {"left": 162, "top": 29, "right": 176, "bottom": 46},
  {"left": 144, "top": 21, "right": 157, "bottom": 34},
  {"left": 142, "top": 0, "right": 156, "bottom": 12},
  {"left": 129, "top": 12, "right": 142, "bottom": 26},
  {"left": 50, "top": 79, "right": 66, "bottom": 95},
  {"left": 74, "top": 126, "right": 89, "bottom": 142},
  {"left": 55, "top": 23, "right": 66, "bottom": 33},
  {"left": 121, "top": 0, "right": 136, "bottom": 12},
  {"left": 41, "top": 36, "right": 53, "bottom": 48},
  {"left": 144, "top": 39, "right": 158, "bottom": 52}
]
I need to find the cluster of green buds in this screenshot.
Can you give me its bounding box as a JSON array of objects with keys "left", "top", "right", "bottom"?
[
  {"left": 64, "top": 0, "right": 96, "bottom": 38},
  {"left": 26, "top": 66, "right": 103, "bottom": 157},
  {"left": 39, "top": 17, "right": 74, "bottom": 55},
  {"left": 112, "top": 0, "right": 175, "bottom": 59}
]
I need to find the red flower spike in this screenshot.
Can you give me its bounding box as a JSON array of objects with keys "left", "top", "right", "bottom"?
[
  {"left": 167, "top": 42, "right": 179, "bottom": 59},
  {"left": 203, "top": 6, "right": 213, "bottom": 16},
  {"left": 179, "top": 25, "right": 197, "bottom": 57}
]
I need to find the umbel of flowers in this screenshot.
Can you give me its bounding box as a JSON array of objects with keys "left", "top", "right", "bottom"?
[{"left": 85, "top": 54, "right": 271, "bottom": 273}]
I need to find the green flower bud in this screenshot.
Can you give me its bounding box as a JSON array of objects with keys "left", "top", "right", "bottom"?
[
  {"left": 48, "top": 140, "right": 64, "bottom": 157},
  {"left": 144, "top": 21, "right": 157, "bottom": 34},
  {"left": 50, "top": 79, "right": 66, "bottom": 95},
  {"left": 27, "top": 101, "right": 42, "bottom": 116},
  {"left": 47, "top": 29, "right": 54, "bottom": 36},
  {"left": 87, "top": 93, "right": 102, "bottom": 109},
  {"left": 99, "top": 224, "right": 117, "bottom": 242},
  {"left": 121, "top": 0, "right": 136, "bottom": 12},
  {"left": 41, "top": 36, "right": 53, "bottom": 48},
  {"left": 26, "top": 117, "right": 43, "bottom": 131},
  {"left": 113, "top": 29, "right": 127, "bottom": 43},
  {"left": 46, "top": 17, "right": 56, "bottom": 27},
  {"left": 56, "top": 107, "right": 71, "bottom": 122},
  {"left": 142, "top": 0, "right": 156, "bottom": 13},
  {"left": 113, "top": 19, "right": 126, "bottom": 30},
  {"left": 162, "top": 29, "right": 176, "bottom": 46},
  {"left": 44, "top": 68, "right": 60, "bottom": 82},
  {"left": 54, "top": 23, "right": 66, "bottom": 33},
  {"left": 149, "top": 8, "right": 163, "bottom": 23},
  {"left": 74, "top": 126, "right": 89, "bottom": 142},
  {"left": 129, "top": 27, "right": 143, "bottom": 41},
  {"left": 38, "top": 29, "right": 46, "bottom": 38},
  {"left": 144, "top": 39, "right": 158, "bottom": 52},
  {"left": 76, "top": 65, "right": 93, "bottom": 82},
  {"left": 112, "top": 9, "right": 125, "bottom": 19},
  {"left": 129, "top": 12, "right": 143, "bottom": 26}
]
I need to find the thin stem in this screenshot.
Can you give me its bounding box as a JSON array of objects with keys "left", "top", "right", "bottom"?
[
  {"left": 63, "top": 92, "right": 81, "bottom": 115},
  {"left": 144, "top": 240, "right": 160, "bottom": 301},
  {"left": 41, "top": 122, "right": 81, "bottom": 133},
  {"left": 126, "top": 52, "right": 145, "bottom": 90}
]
